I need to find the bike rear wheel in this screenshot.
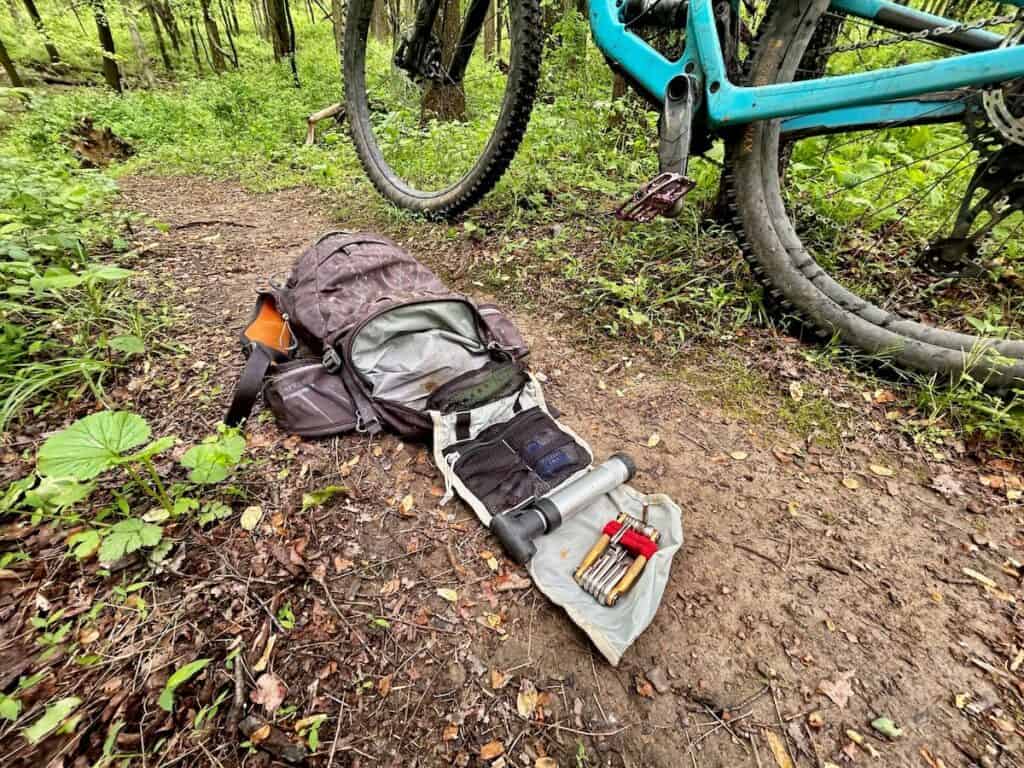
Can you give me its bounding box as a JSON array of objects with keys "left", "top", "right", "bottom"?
[
  {"left": 730, "top": 0, "right": 1024, "bottom": 388},
  {"left": 344, "top": 0, "right": 542, "bottom": 217}
]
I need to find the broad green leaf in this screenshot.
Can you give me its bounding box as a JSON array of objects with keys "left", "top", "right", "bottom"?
[
  {"left": 123, "top": 435, "right": 176, "bottom": 464},
  {"left": 159, "top": 658, "right": 211, "bottom": 712},
  {"left": 23, "top": 697, "right": 80, "bottom": 744},
  {"left": 98, "top": 518, "right": 162, "bottom": 562},
  {"left": 30, "top": 268, "right": 82, "bottom": 292},
  {"left": 301, "top": 485, "right": 348, "bottom": 512},
  {"left": 171, "top": 497, "right": 198, "bottom": 517},
  {"left": 37, "top": 412, "right": 151, "bottom": 480},
  {"left": 108, "top": 335, "right": 145, "bottom": 356},
  {"left": 0, "top": 693, "right": 20, "bottom": 721},
  {"left": 23, "top": 476, "right": 94, "bottom": 511},
  {"left": 67, "top": 529, "right": 101, "bottom": 560},
  {"left": 180, "top": 430, "right": 245, "bottom": 484},
  {"left": 198, "top": 501, "right": 232, "bottom": 527},
  {"left": 84, "top": 265, "right": 132, "bottom": 283},
  {"left": 1, "top": 476, "right": 34, "bottom": 512}
]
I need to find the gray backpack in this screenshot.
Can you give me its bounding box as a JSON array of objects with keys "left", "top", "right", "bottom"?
[{"left": 225, "top": 231, "right": 528, "bottom": 439}]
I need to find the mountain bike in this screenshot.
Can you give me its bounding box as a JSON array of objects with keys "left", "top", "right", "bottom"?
[{"left": 343, "top": 0, "right": 1024, "bottom": 388}]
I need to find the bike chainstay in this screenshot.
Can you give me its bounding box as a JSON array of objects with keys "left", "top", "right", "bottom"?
[{"left": 819, "top": 10, "right": 1021, "bottom": 55}]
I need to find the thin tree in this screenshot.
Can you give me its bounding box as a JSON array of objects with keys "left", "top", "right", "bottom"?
[
  {"left": 329, "top": 0, "right": 344, "bottom": 73},
  {"left": 145, "top": 0, "right": 174, "bottom": 69},
  {"left": 156, "top": 0, "right": 183, "bottom": 52},
  {"left": 90, "top": 0, "right": 122, "bottom": 92},
  {"left": 188, "top": 14, "right": 204, "bottom": 71},
  {"left": 483, "top": 0, "right": 494, "bottom": 60},
  {"left": 266, "top": 0, "right": 299, "bottom": 85},
  {"left": 0, "top": 32, "right": 23, "bottom": 86},
  {"left": 218, "top": 0, "right": 239, "bottom": 66},
  {"left": 422, "top": 0, "right": 464, "bottom": 120},
  {"left": 21, "top": 0, "right": 61, "bottom": 65},
  {"left": 199, "top": 0, "right": 227, "bottom": 71},
  {"left": 123, "top": 0, "right": 157, "bottom": 86}
]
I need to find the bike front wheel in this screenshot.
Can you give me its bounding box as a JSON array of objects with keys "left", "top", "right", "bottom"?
[
  {"left": 730, "top": 0, "right": 1024, "bottom": 389},
  {"left": 344, "top": 0, "right": 543, "bottom": 217}
]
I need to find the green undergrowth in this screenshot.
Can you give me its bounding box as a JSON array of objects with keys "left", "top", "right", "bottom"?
[{"left": 3, "top": 10, "right": 1022, "bottom": 450}]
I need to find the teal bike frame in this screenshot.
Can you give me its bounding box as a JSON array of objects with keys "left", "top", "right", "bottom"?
[{"left": 589, "top": 0, "right": 1024, "bottom": 135}]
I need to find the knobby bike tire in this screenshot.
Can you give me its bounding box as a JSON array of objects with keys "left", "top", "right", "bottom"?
[
  {"left": 343, "top": 0, "right": 543, "bottom": 218},
  {"left": 727, "top": 0, "right": 1024, "bottom": 389}
]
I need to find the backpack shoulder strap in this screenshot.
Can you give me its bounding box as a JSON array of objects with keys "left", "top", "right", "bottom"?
[{"left": 225, "top": 293, "right": 294, "bottom": 427}]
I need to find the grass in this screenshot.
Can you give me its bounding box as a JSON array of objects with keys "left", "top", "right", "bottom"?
[{"left": 2, "top": 4, "right": 1022, "bottom": 449}]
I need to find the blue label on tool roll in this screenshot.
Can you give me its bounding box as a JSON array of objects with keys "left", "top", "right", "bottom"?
[{"left": 536, "top": 449, "right": 571, "bottom": 479}]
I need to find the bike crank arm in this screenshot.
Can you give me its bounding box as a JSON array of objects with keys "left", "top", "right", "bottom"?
[{"left": 616, "top": 74, "right": 700, "bottom": 222}]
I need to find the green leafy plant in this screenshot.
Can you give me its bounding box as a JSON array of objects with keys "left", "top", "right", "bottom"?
[
  {"left": 159, "top": 659, "right": 212, "bottom": 712},
  {"left": 23, "top": 696, "right": 81, "bottom": 744},
  {"left": 180, "top": 426, "right": 246, "bottom": 484}
]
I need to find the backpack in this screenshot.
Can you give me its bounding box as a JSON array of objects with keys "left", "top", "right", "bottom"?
[{"left": 225, "top": 231, "right": 528, "bottom": 439}]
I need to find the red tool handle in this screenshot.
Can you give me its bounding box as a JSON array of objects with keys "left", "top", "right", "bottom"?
[{"left": 601, "top": 520, "right": 658, "bottom": 559}]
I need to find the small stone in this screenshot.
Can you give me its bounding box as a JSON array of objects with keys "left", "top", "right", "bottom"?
[
  {"left": 756, "top": 660, "right": 778, "bottom": 679},
  {"left": 646, "top": 666, "right": 671, "bottom": 694}
]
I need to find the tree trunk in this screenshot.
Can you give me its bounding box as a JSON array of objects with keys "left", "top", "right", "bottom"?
[
  {"left": 200, "top": 0, "right": 227, "bottom": 72},
  {"left": 124, "top": 1, "right": 156, "bottom": 86},
  {"left": 146, "top": 0, "right": 173, "bottom": 69},
  {"left": 608, "top": 72, "right": 627, "bottom": 128},
  {"left": 484, "top": 0, "right": 494, "bottom": 60},
  {"left": 422, "top": 0, "right": 465, "bottom": 121},
  {"left": 22, "top": 0, "right": 61, "bottom": 65},
  {"left": 330, "top": 0, "right": 344, "bottom": 76},
  {"left": 229, "top": 0, "right": 240, "bottom": 32},
  {"left": 189, "top": 15, "right": 204, "bottom": 71},
  {"left": 218, "top": 0, "right": 239, "bottom": 66},
  {"left": 266, "top": 0, "right": 293, "bottom": 59},
  {"left": 156, "top": 0, "right": 182, "bottom": 52},
  {"left": 495, "top": 0, "right": 502, "bottom": 59},
  {"left": 370, "top": 0, "right": 385, "bottom": 41},
  {"left": 91, "top": 0, "right": 122, "bottom": 92},
  {"left": 0, "top": 32, "right": 22, "bottom": 86}
]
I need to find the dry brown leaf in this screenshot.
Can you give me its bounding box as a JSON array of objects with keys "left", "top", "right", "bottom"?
[
  {"left": 872, "top": 389, "right": 897, "bottom": 404},
  {"left": 250, "top": 723, "right": 272, "bottom": 743},
  {"left": 635, "top": 676, "right": 655, "bottom": 698},
  {"left": 730, "top": 450, "right": 749, "bottom": 461},
  {"left": 869, "top": 463, "right": 894, "bottom": 477},
  {"left": 398, "top": 493, "right": 415, "bottom": 517},
  {"left": 378, "top": 674, "right": 392, "bottom": 698},
  {"left": 764, "top": 729, "right": 794, "bottom": 768},
  {"left": 250, "top": 672, "right": 287, "bottom": 713},
  {"left": 841, "top": 477, "right": 860, "bottom": 490},
  {"left": 78, "top": 627, "right": 100, "bottom": 645},
  {"left": 789, "top": 382, "right": 804, "bottom": 402},
  {"left": 494, "top": 572, "right": 532, "bottom": 592},
  {"left": 479, "top": 740, "right": 505, "bottom": 761},
  {"left": 535, "top": 759, "right": 557, "bottom": 768},
  {"left": 490, "top": 669, "right": 509, "bottom": 690},
  {"left": 442, "top": 723, "right": 459, "bottom": 741},
  {"left": 517, "top": 680, "right": 539, "bottom": 719},
  {"left": 380, "top": 578, "right": 400, "bottom": 597},
  {"left": 647, "top": 433, "right": 661, "bottom": 448},
  {"left": 817, "top": 669, "right": 854, "bottom": 709}
]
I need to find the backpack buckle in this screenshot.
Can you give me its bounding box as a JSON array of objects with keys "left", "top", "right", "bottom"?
[{"left": 322, "top": 347, "right": 342, "bottom": 373}]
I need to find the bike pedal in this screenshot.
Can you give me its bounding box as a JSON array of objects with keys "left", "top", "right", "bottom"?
[{"left": 615, "top": 172, "right": 695, "bottom": 223}]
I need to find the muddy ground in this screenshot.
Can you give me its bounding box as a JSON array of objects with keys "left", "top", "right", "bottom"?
[{"left": 1, "top": 175, "right": 1022, "bottom": 768}]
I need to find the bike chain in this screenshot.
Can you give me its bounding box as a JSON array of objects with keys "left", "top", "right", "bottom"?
[{"left": 819, "top": 10, "right": 1021, "bottom": 55}]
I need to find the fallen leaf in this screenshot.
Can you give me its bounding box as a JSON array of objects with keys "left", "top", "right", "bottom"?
[
  {"left": 764, "top": 729, "right": 794, "bottom": 768},
  {"left": 647, "top": 433, "right": 661, "bottom": 448},
  {"left": 490, "top": 669, "right": 509, "bottom": 690},
  {"left": 869, "top": 464, "right": 894, "bottom": 477},
  {"left": 517, "top": 679, "right": 539, "bottom": 719},
  {"left": 789, "top": 382, "right": 804, "bottom": 402},
  {"left": 78, "top": 627, "right": 100, "bottom": 645},
  {"left": 479, "top": 740, "right": 505, "bottom": 761},
  {"left": 240, "top": 505, "right": 263, "bottom": 531},
  {"left": 846, "top": 728, "right": 881, "bottom": 758},
  {"left": 807, "top": 711, "right": 824, "bottom": 729},
  {"left": 841, "top": 477, "right": 860, "bottom": 490},
  {"left": 250, "top": 673, "right": 286, "bottom": 713},
  {"left": 930, "top": 473, "right": 964, "bottom": 497},
  {"left": 380, "top": 578, "right": 400, "bottom": 597},
  {"left": 730, "top": 450, "right": 749, "bottom": 461},
  {"left": 377, "top": 674, "right": 392, "bottom": 698},
  {"left": 398, "top": 494, "right": 415, "bottom": 517},
  {"left": 872, "top": 389, "right": 897, "bottom": 404},
  {"left": 535, "top": 759, "right": 557, "bottom": 768},
  {"left": 436, "top": 588, "right": 459, "bottom": 602},
  {"left": 442, "top": 723, "right": 459, "bottom": 741},
  {"left": 817, "top": 669, "right": 854, "bottom": 709},
  {"left": 250, "top": 723, "right": 271, "bottom": 743},
  {"left": 871, "top": 716, "right": 902, "bottom": 740},
  {"left": 635, "top": 676, "right": 655, "bottom": 698},
  {"left": 494, "top": 572, "right": 532, "bottom": 592}
]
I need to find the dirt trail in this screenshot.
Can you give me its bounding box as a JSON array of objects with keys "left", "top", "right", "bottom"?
[{"left": 114, "top": 176, "right": 1022, "bottom": 767}]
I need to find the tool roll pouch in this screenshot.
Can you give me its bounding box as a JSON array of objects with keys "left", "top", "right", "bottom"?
[
  {"left": 527, "top": 487, "right": 684, "bottom": 667},
  {"left": 430, "top": 376, "right": 593, "bottom": 526}
]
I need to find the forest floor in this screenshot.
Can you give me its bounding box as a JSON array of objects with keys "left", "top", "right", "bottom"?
[{"left": 3, "top": 174, "right": 1023, "bottom": 768}]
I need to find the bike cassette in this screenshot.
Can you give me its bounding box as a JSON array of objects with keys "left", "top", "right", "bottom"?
[{"left": 615, "top": 172, "right": 695, "bottom": 223}]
